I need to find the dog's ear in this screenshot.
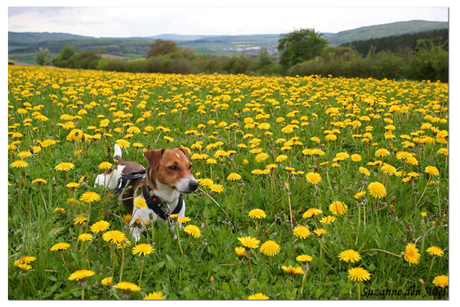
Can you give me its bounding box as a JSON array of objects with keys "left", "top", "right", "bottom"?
[
  {"left": 178, "top": 147, "right": 190, "bottom": 160},
  {"left": 143, "top": 149, "right": 165, "bottom": 170}
]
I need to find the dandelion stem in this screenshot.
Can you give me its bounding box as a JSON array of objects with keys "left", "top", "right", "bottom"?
[
  {"left": 247, "top": 254, "right": 254, "bottom": 279},
  {"left": 297, "top": 263, "right": 308, "bottom": 299},
  {"left": 38, "top": 185, "right": 48, "bottom": 211},
  {"left": 138, "top": 257, "right": 145, "bottom": 285},
  {"left": 415, "top": 175, "right": 431, "bottom": 209},
  {"left": 119, "top": 248, "right": 125, "bottom": 283},
  {"left": 182, "top": 237, "right": 193, "bottom": 255},
  {"left": 60, "top": 252, "right": 69, "bottom": 272},
  {"left": 199, "top": 187, "right": 230, "bottom": 217},
  {"left": 176, "top": 225, "right": 184, "bottom": 254},
  {"left": 286, "top": 191, "right": 293, "bottom": 229},
  {"left": 426, "top": 257, "right": 435, "bottom": 283}
]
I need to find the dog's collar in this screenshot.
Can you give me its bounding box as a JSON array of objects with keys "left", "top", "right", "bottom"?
[{"left": 142, "top": 183, "right": 183, "bottom": 226}]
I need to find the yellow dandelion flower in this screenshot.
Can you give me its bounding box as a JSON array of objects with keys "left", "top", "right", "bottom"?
[
  {"left": 227, "top": 173, "right": 242, "bottom": 181},
  {"left": 98, "top": 162, "right": 112, "bottom": 169},
  {"left": 437, "top": 148, "right": 448, "bottom": 156},
  {"left": 238, "top": 236, "right": 260, "bottom": 249},
  {"left": 68, "top": 269, "right": 95, "bottom": 281},
  {"left": 404, "top": 243, "right": 421, "bottom": 266},
  {"left": 184, "top": 225, "right": 201, "bottom": 238},
  {"left": 248, "top": 208, "right": 266, "bottom": 220},
  {"left": 425, "top": 166, "right": 440, "bottom": 176},
  {"left": 255, "top": 152, "right": 270, "bottom": 162},
  {"left": 53, "top": 207, "right": 66, "bottom": 214},
  {"left": 296, "top": 254, "right": 313, "bottom": 262},
  {"left": 102, "top": 277, "right": 113, "bottom": 286},
  {"left": 303, "top": 208, "right": 323, "bottom": 219},
  {"left": 235, "top": 247, "right": 247, "bottom": 257},
  {"left": 375, "top": 148, "right": 390, "bottom": 157},
  {"left": 359, "top": 167, "right": 371, "bottom": 176},
  {"left": 73, "top": 215, "right": 88, "bottom": 225},
  {"left": 354, "top": 191, "right": 366, "bottom": 200},
  {"left": 55, "top": 162, "right": 75, "bottom": 172},
  {"left": 114, "top": 281, "right": 141, "bottom": 292},
  {"left": 306, "top": 172, "right": 321, "bottom": 184},
  {"left": 178, "top": 216, "right": 191, "bottom": 224},
  {"left": 320, "top": 216, "right": 336, "bottom": 224},
  {"left": 17, "top": 151, "right": 32, "bottom": 159},
  {"left": 329, "top": 201, "right": 348, "bottom": 215},
  {"left": 281, "top": 265, "right": 305, "bottom": 275},
  {"left": 90, "top": 220, "right": 110, "bottom": 233},
  {"left": 210, "top": 184, "right": 223, "bottom": 193},
  {"left": 351, "top": 154, "right": 362, "bottom": 162},
  {"left": 314, "top": 228, "right": 327, "bottom": 236},
  {"left": 66, "top": 182, "right": 80, "bottom": 189},
  {"left": 144, "top": 291, "right": 165, "bottom": 300},
  {"left": 11, "top": 160, "right": 28, "bottom": 169},
  {"left": 426, "top": 246, "right": 444, "bottom": 257},
  {"left": 259, "top": 240, "right": 280, "bottom": 257},
  {"left": 14, "top": 256, "right": 37, "bottom": 266},
  {"left": 50, "top": 242, "right": 70, "bottom": 251},
  {"left": 432, "top": 275, "right": 448, "bottom": 288},
  {"left": 348, "top": 267, "right": 371, "bottom": 282},
  {"left": 339, "top": 249, "right": 362, "bottom": 263},
  {"left": 133, "top": 198, "right": 147, "bottom": 208},
  {"left": 116, "top": 139, "right": 130, "bottom": 149},
  {"left": 15, "top": 263, "right": 32, "bottom": 271},
  {"left": 78, "top": 233, "right": 93, "bottom": 242},
  {"left": 32, "top": 178, "right": 47, "bottom": 185},
  {"left": 368, "top": 182, "right": 386, "bottom": 198},
  {"left": 293, "top": 225, "right": 311, "bottom": 239},
  {"left": 80, "top": 191, "right": 101, "bottom": 203},
  {"left": 103, "top": 230, "right": 127, "bottom": 245},
  {"left": 381, "top": 164, "right": 397, "bottom": 175},
  {"left": 248, "top": 293, "right": 269, "bottom": 300},
  {"left": 198, "top": 178, "right": 213, "bottom": 188},
  {"left": 132, "top": 243, "right": 154, "bottom": 256},
  {"left": 276, "top": 155, "right": 288, "bottom": 162}
]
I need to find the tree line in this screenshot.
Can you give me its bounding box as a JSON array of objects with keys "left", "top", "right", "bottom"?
[{"left": 35, "top": 29, "right": 448, "bottom": 82}]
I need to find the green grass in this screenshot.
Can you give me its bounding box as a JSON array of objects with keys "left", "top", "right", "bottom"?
[{"left": 8, "top": 66, "right": 448, "bottom": 300}]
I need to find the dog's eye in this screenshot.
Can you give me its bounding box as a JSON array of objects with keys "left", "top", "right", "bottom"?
[
  {"left": 168, "top": 166, "right": 178, "bottom": 171},
  {"left": 189, "top": 165, "right": 192, "bottom": 170}
]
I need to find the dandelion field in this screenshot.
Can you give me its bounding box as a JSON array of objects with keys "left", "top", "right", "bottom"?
[{"left": 8, "top": 66, "right": 448, "bottom": 300}]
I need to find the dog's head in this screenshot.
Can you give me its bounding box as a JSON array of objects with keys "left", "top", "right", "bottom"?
[{"left": 143, "top": 148, "right": 199, "bottom": 195}]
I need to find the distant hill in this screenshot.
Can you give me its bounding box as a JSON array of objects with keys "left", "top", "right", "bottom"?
[
  {"left": 341, "top": 28, "right": 448, "bottom": 56},
  {"left": 8, "top": 31, "right": 93, "bottom": 46},
  {"left": 325, "top": 20, "right": 448, "bottom": 46},
  {"left": 8, "top": 19, "right": 448, "bottom": 62}
]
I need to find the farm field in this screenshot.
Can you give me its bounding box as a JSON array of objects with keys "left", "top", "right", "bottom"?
[{"left": 8, "top": 66, "right": 448, "bottom": 300}]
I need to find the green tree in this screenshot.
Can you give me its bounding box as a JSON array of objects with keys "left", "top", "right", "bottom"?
[
  {"left": 278, "top": 28, "right": 329, "bottom": 68},
  {"left": 35, "top": 47, "right": 51, "bottom": 66},
  {"left": 52, "top": 45, "right": 77, "bottom": 68},
  {"left": 147, "top": 39, "right": 178, "bottom": 58}
]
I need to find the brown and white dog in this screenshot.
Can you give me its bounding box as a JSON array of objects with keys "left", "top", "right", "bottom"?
[{"left": 95, "top": 144, "right": 199, "bottom": 241}]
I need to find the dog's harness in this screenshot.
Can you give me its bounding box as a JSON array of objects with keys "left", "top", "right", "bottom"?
[{"left": 113, "top": 168, "right": 184, "bottom": 225}]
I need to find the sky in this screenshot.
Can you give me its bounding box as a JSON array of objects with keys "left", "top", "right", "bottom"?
[{"left": 7, "top": 1, "right": 450, "bottom": 38}]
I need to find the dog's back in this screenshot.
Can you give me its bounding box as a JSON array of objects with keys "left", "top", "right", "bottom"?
[{"left": 95, "top": 145, "right": 145, "bottom": 213}]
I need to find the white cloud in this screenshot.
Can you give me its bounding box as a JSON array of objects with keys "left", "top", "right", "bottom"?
[{"left": 8, "top": 5, "right": 449, "bottom": 37}]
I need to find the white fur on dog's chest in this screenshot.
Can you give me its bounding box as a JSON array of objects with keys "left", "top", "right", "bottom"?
[{"left": 130, "top": 194, "right": 186, "bottom": 242}]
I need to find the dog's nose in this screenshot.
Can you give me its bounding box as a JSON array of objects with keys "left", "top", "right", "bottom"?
[{"left": 189, "top": 180, "right": 199, "bottom": 191}]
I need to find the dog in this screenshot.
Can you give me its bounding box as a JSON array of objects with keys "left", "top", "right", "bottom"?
[{"left": 95, "top": 144, "right": 199, "bottom": 242}]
